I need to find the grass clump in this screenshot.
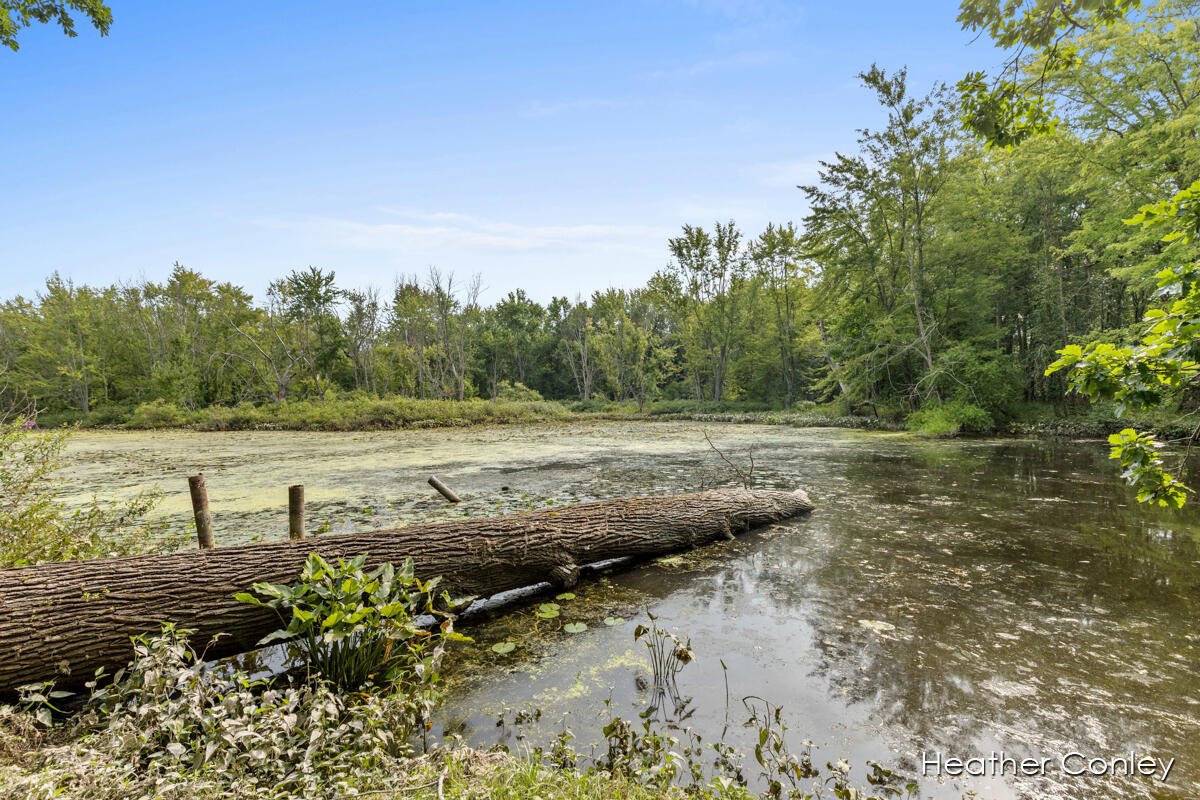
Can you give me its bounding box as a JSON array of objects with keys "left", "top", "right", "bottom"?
[{"left": 117, "top": 395, "right": 570, "bottom": 431}]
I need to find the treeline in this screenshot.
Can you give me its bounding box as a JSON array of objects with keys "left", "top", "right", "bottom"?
[
  {"left": 0, "top": 243, "right": 829, "bottom": 423},
  {"left": 2, "top": 2, "right": 1196, "bottom": 428}
]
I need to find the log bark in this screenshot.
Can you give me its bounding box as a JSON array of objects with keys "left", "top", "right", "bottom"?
[{"left": 0, "top": 487, "right": 812, "bottom": 693}]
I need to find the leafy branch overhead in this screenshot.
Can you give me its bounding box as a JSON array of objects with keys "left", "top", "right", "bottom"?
[
  {"left": 955, "top": 0, "right": 1146, "bottom": 146},
  {"left": 1048, "top": 180, "right": 1200, "bottom": 506},
  {"left": 0, "top": 0, "right": 112, "bottom": 52}
]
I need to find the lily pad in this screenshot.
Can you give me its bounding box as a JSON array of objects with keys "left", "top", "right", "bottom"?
[
  {"left": 555, "top": 592, "right": 576, "bottom": 601},
  {"left": 563, "top": 622, "right": 588, "bottom": 633},
  {"left": 490, "top": 641, "right": 516, "bottom": 654},
  {"left": 603, "top": 616, "right": 626, "bottom": 627},
  {"left": 536, "top": 602, "right": 561, "bottom": 619}
]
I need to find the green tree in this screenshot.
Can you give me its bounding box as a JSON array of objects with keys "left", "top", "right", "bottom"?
[
  {"left": 665, "top": 221, "right": 747, "bottom": 401},
  {"left": 1047, "top": 180, "right": 1200, "bottom": 506},
  {"left": 749, "top": 223, "right": 811, "bottom": 407},
  {"left": 803, "top": 68, "right": 957, "bottom": 408}
]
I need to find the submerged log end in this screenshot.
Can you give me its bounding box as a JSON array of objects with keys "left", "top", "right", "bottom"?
[{"left": 547, "top": 562, "right": 580, "bottom": 591}]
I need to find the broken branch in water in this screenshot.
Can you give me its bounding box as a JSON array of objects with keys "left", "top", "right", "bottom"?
[{"left": 702, "top": 429, "right": 755, "bottom": 489}]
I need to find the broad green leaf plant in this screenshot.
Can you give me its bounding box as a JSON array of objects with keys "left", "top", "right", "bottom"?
[
  {"left": 1047, "top": 179, "right": 1200, "bottom": 507},
  {"left": 237, "top": 553, "right": 470, "bottom": 692}
]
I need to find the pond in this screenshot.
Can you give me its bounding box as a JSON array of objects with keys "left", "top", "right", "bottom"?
[{"left": 62, "top": 422, "right": 1200, "bottom": 799}]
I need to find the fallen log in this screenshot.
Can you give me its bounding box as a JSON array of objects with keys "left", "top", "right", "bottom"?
[{"left": 0, "top": 487, "right": 812, "bottom": 693}]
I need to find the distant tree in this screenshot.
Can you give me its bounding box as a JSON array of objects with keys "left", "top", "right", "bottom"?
[
  {"left": 1, "top": 0, "right": 112, "bottom": 52},
  {"left": 750, "top": 223, "right": 808, "bottom": 407},
  {"left": 666, "top": 221, "right": 747, "bottom": 401}
]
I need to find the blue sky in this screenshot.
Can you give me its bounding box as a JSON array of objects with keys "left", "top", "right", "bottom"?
[{"left": 1, "top": 1, "right": 1001, "bottom": 304}]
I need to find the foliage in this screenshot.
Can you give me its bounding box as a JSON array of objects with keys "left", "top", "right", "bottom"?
[
  {"left": 0, "top": 419, "right": 163, "bottom": 566},
  {"left": 2, "top": 615, "right": 924, "bottom": 800},
  {"left": 493, "top": 380, "right": 544, "bottom": 402},
  {"left": 236, "top": 553, "right": 470, "bottom": 692},
  {"left": 954, "top": 0, "right": 1148, "bottom": 146},
  {"left": 1047, "top": 179, "right": 1200, "bottom": 505},
  {"left": 3, "top": 4, "right": 1199, "bottom": 480},
  {"left": 127, "top": 398, "right": 191, "bottom": 428},
  {"left": 0, "top": 0, "right": 111, "bottom": 52},
  {"left": 905, "top": 401, "right": 994, "bottom": 437},
  {"left": 10, "top": 624, "right": 433, "bottom": 799}
]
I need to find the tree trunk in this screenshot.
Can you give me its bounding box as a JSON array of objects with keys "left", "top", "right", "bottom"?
[{"left": 0, "top": 487, "right": 812, "bottom": 694}]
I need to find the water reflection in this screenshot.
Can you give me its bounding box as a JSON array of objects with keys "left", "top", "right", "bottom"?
[{"left": 439, "top": 433, "right": 1200, "bottom": 800}]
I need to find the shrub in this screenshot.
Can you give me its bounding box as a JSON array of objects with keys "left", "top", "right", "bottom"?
[
  {"left": 0, "top": 421, "right": 164, "bottom": 567},
  {"left": 905, "top": 401, "right": 994, "bottom": 437},
  {"left": 932, "top": 344, "right": 1022, "bottom": 417},
  {"left": 125, "top": 399, "right": 190, "bottom": 429},
  {"left": 493, "top": 381, "right": 544, "bottom": 402}
]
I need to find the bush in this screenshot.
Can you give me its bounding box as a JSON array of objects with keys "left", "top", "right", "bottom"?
[
  {"left": 932, "top": 344, "right": 1023, "bottom": 417},
  {"left": 493, "top": 381, "right": 544, "bottom": 402},
  {"left": 125, "top": 399, "right": 191, "bottom": 429},
  {"left": 82, "top": 405, "right": 136, "bottom": 427},
  {"left": 0, "top": 421, "right": 164, "bottom": 566},
  {"left": 905, "top": 401, "right": 994, "bottom": 437}
]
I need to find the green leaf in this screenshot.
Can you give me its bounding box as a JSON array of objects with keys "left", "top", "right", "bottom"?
[
  {"left": 490, "top": 641, "right": 516, "bottom": 654},
  {"left": 563, "top": 622, "right": 587, "bottom": 633}
]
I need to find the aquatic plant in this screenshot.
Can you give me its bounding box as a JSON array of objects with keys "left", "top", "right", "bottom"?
[
  {"left": 634, "top": 612, "right": 695, "bottom": 697},
  {"left": 236, "top": 553, "right": 470, "bottom": 692},
  {"left": 2, "top": 612, "right": 924, "bottom": 800}
]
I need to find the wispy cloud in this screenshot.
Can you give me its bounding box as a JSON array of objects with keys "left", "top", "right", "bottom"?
[
  {"left": 745, "top": 156, "right": 830, "bottom": 189},
  {"left": 520, "top": 96, "right": 626, "bottom": 118},
  {"left": 255, "top": 210, "right": 669, "bottom": 255},
  {"left": 646, "top": 49, "right": 784, "bottom": 80},
  {"left": 677, "top": 0, "right": 777, "bottom": 20}
]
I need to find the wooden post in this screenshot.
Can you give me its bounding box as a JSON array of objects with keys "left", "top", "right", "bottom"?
[
  {"left": 428, "top": 475, "right": 461, "bottom": 503},
  {"left": 288, "top": 484, "right": 305, "bottom": 540},
  {"left": 188, "top": 474, "right": 216, "bottom": 549}
]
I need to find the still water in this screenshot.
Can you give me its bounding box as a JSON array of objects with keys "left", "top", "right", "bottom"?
[{"left": 62, "top": 423, "right": 1200, "bottom": 799}]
